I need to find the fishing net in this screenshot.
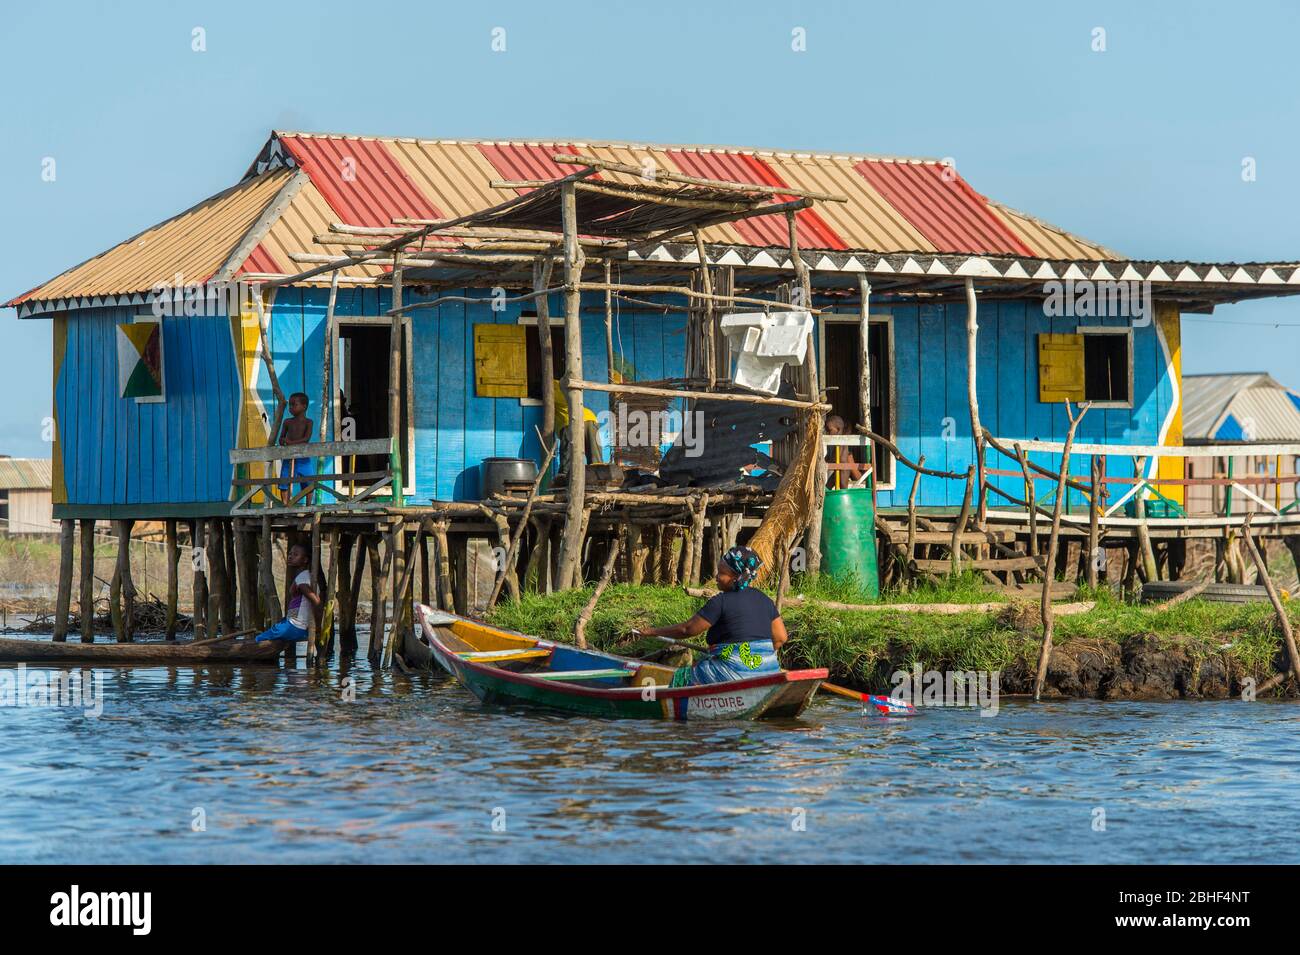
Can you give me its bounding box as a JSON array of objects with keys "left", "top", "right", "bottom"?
[{"left": 747, "top": 408, "right": 824, "bottom": 586}]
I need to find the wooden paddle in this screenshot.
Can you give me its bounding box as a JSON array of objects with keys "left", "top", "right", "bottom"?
[{"left": 640, "top": 632, "right": 915, "bottom": 714}]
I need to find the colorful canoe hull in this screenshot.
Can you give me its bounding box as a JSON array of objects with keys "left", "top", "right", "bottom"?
[{"left": 416, "top": 606, "right": 826, "bottom": 721}]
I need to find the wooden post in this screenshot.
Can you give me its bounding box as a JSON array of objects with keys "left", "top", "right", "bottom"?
[
  {"left": 1015, "top": 443, "right": 1038, "bottom": 559},
  {"left": 205, "top": 519, "right": 224, "bottom": 636},
  {"left": 53, "top": 519, "right": 74, "bottom": 642},
  {"left": 434, "top": 523, "right": 455, "bottom": 612},
  {"left": 190, "top": 520, "right": 207, "bottom": 639},
  {"left": 164, "top": 519, "right": 179, "bottom": 640},
  {"left": 964, "top": 278, "right": 986, "bottom": 525},
  {"left": 337, "top": 532, "right": 358, "bottom": 655},
  {"left": 451, "top": 534, "right": 470, "bottom": 615},
  {"left": 1133, "top": 456, "right": 1159, "bottom": 582},
  {"left": 951, "top": 467, "right": 974, "bottom": 575},
  {"left": 388, "top": 254, "right": 404, "bottom": 505},
  {"left": 252, "top": 293, "right": 288, "bottom": 451},
  {"left": 79, "top": 519, "right": 95, "bottom": 643},
  {"left": 858, "top": 276, "right": 873, "bottom": 481},
  {"left": 308, "top": 514, "right": 322, "bottom": 663},
  {"left": 787, "top": 210, "right": 825, "bottom": 576},
  {"left": 1086, "top": 455, "right": 1102, "bottom": 589},
  {"left": 259, "top": 514, "right": 281, "bottom": 622},
  {"left": 1034, "top": 402, "right": 1089, "bottom": 700},
  {"left": 555, "top": 182, "right": 588, "bottom": 590},
  {"left": 692, "top": 228, "right": 716, "bottom": 386},
  {"left": 688, "top": 493, "right": 709, "bottom": 585},
  {"left": 575, "top": 539, "right": 621, "bottom": 650},
  {"left": 485, "top": 438, "right": 557, "bottom": 610},
  {"left": 321, "top": 527, "right": 340, "bottom": 660},
  {"left": 1242, "top": 513, "right": 1300, "bottom": 686},
  {"left": 905, "top": 455, "right": 925, "bottom": 583},
  {"left": 419, "top": 530, "right": 431, "bottom": 609},
  {"left": 365, "top": 534, "right": 383, "bottom": 660},
  {"left": 222, "top": 518, "right": 237, "bottom": 627},
  {"left": 534, "top": 257, "right": 557, "bottom": 465},
  {"left": 604, "top": 260, "right": 616, "bottom": 385},
  {"left": 113, "top": 519, "right": 136, "bottom": 643}
]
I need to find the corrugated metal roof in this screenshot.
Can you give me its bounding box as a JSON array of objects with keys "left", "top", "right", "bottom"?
[
  {"left": 6, "top": 132, "right": 1131, "bottom": 305},
  {"left": 854, "top": 159, "right": 1034, "bottom": 256},
  {"left": 0, "top": 458, "right": 52, "bottom": 490},
  {"left": 7, "top": 170, "right": 293, "bottom": 306},
  {"left": 1183, "top": 373, "right": 1300, "bottom": 442}
]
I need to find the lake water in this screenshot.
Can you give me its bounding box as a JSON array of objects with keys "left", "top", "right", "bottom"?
[{"left": 2, "top": 638, "right": 1298, "bottom": 864}]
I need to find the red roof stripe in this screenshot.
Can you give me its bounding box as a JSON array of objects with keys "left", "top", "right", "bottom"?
[
  {"left": 665, "top": 150, "right": 847, "bottom": 251},
  {"left": 853, "top": 161, "right": 1033, "bottom": 256},
  {"left": 280, "top": 136, "right": 442, "bottom": 227},
  {"left": 475, "top": 143, "right": 594, "bottom": 193},
  {"left": 238, "top": 242, "right": 281, "bottom": 276}
]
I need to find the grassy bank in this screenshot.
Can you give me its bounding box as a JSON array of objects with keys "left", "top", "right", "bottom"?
[{"left": 488, "top": 575, "right": 1300, "bottom": 698}]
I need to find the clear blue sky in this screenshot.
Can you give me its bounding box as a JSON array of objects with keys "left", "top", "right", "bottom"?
[{"left": 3, "top": 0, "right": 1299, "bottom": 456}]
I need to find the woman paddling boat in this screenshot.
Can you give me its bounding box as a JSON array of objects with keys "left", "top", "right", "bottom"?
[{"left": 638, "top": 546, "right": 787, "bottom": 687}]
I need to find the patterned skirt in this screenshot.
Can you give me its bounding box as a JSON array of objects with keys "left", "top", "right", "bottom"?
[{"left": 671, "top": 638, "right": 781, "bottom": 687}]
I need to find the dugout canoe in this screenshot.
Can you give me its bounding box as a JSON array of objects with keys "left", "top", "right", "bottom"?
[
  {"left": 414, "top": 605, "right": 827, "bottom": 721},
  {"left": 0, "top": 635, "right": 286, "bottom": 664}
]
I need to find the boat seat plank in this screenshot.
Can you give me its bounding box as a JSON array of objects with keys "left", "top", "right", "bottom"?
[
  {"left": 457, "top": 648, "right": 551, "bottom": 662},
  {"left": 532, "top": 668, "right": 636, "bottom": 681}
]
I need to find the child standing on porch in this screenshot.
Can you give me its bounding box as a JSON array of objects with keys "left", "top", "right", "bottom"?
[{"left": 278, "top": 392, "right": 315, "bottom": 504}]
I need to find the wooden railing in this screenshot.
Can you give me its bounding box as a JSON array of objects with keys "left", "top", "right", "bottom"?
[
  {"left": 229, "top": 438, "right": 402, "bottom": 515},
  {"left": 983, "top": 436, "right": 1300, "bottom": 524}
]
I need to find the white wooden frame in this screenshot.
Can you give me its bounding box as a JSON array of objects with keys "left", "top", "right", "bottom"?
[
  {"left": 1075, "top": 325, "right": 1134, "bottom": 409},
  {"left": 819, "top": 310, "right": 896, "bottom": 490},
  {"left": 330, "top": 315, "right": 415, "bottom": 496},
  {"left": 515, "top": 311, "right": 566, "bottom": 407},
  {"left": 130, "top": 313, "right": 166, "bottom": 404}
]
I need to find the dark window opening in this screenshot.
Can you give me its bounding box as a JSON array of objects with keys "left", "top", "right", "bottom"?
[
  {"left": 521, "top": 313, "right": 566, "bottom": 401},
  {"left": 822, "top": 321, "right": 892, "bottom": 485},
  {"left": 1083, "top": 333, "right": 1129, "bottom": 403}
]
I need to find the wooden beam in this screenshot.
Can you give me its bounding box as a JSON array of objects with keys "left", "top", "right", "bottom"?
[
  {"left": 555, "top": 182, "right": 588, "bottom": 591},
  {"left": 551, "top": 153, "right": 849, "bottom": 203}
]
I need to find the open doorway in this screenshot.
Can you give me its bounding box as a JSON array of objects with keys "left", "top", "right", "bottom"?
[
  {"left": 821, "top": 315, "right": 893, "bottom": 487},
  {"left": 334, "top": 318, "right": 413, "bottom": 494}
]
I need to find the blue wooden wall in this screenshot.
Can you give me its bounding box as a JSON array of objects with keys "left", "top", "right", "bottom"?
[
  {"left": 56, "top": 306, "right": 241, "bottom": 511},
  {"left": 55, "top": 292, "right": 1173, "bottom": 513},
  {"left": 872, "top": 301, "right": 1174, "bottom": 512},
  {"left": 262, "top": 287, "right": 686, "bottom": 504}
]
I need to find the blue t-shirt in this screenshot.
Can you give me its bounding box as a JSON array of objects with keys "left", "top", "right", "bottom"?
[{"left": 696, "top": 588, "right": 778, "bottom": 646}]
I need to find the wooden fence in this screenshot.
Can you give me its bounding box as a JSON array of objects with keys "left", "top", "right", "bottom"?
[{"left": 229, "top": 438, "right": 402, "bottom": 515}]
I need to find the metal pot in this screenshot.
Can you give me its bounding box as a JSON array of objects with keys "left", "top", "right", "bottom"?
[{"left": 481, "top": 457, "right": 538, "bottom": 497}]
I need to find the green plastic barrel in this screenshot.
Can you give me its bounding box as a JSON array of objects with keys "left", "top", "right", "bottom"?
[{"left": 820, "top": 487, "right": 880, "bottom": 599}]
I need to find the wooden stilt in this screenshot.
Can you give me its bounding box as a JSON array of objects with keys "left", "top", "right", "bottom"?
[
  {"left": 222, "top": 518, "right": 238, "bottom": 628},
  {"left": 1086, "top": 456, "right": 1101, "bottom": 589},
  {"left": 1242, "top": 513, "right": 1300, "bottom": 687},
  {"left": 1034, "top": 401, "right": 1089, "bottom": 701},
  {"left": 366, "top": 533, "right": 385, "bottom": 665},
  {"left": 164, "top": 520, "right": 179, "bottom": 640},
  {"left": 111, "top": 519, "right": 136, "bottom": 643},
  {"left": 53, "top": 519, "right": 74, "bottom": 642},
  {"left": 323, "top": 528, "right": 340, "bottom": 661},
  {"left": 206, "top": 519, "right": 226, "bottom": 636},
  {"left": 419, "top": 530, "right": 431, "bottom": 608},
  {"left": 337, "top": 532, "right": 358, "bottom": 656},
  {"left": 259, "top": 514, "right": 281, "bottom": 621},
  {"left": 785, "top": 211, "right": 825, "bottom": 577},
  {"left": 434, "top": 523, "right": 455, "bottom": 612},
  {"left": 308, "top": 514, "right": 322, "bottom": 664},
  {"left": 575, "top": 539, "right": 621, "bottom": 649},
  {"left": 192, "top": 519, "right": 208, "bottom": 639},
  {"left": 555, "top": 182, "right": 588, "bottom": 591},
  {"left": 451, "top": 534, "right": 469, "bottom": 615},
  {"left": 79, "top": 519, "right": 95, "bottom": 643}
]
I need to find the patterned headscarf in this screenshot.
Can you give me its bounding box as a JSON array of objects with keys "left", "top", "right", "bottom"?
[{"left": 721, "top": 546, "right": 763, "bottom": 590}]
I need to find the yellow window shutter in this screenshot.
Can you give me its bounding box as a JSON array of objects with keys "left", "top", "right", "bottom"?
[
  {"left": 474, "top": 324, "right": 528, "bottom": 398},
  {"left": 1038, "top": 333, "right": 1085, "bottom": 403}
]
